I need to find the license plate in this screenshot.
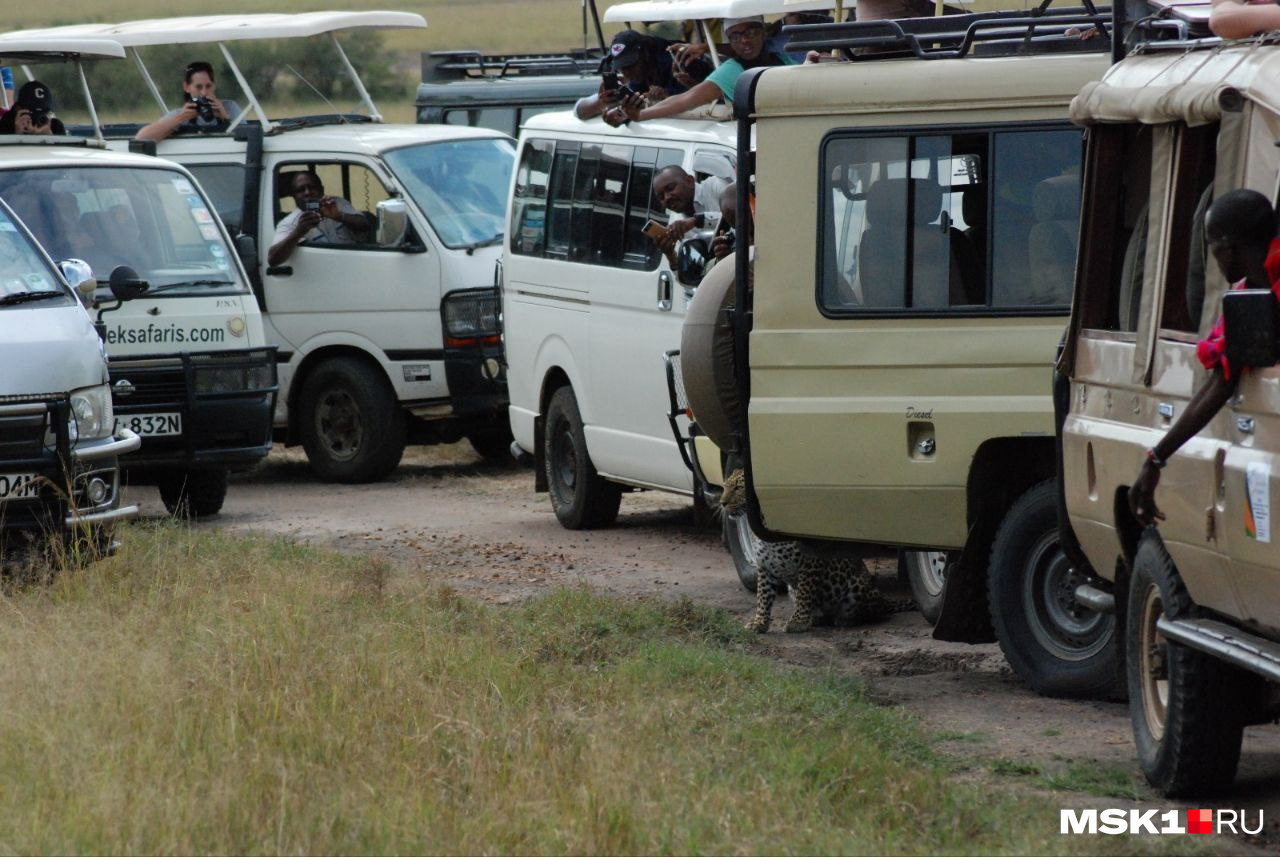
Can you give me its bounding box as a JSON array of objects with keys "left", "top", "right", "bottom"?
[
  {"left": 0, "top": 472, "right": 41, "bottom": 501},
  {"left": 115, "top": 412, "right": 182, "bottom": 437}
]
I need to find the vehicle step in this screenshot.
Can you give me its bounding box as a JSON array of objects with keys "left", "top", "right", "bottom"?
[{"left": 1157, "top": 616, "right": 1280, "bottom": 683}]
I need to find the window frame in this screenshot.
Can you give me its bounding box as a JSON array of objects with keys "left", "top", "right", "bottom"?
[
  {"left": 815, "top": 120, "right": 1082, "bottom": 321},
  {"left": 270, "top": 158, "right": 395, "bottom": 254}
]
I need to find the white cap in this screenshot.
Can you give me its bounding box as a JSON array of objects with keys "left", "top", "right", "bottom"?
[{"left": 723, "top": 14, "right": 765, "bottom": 31}]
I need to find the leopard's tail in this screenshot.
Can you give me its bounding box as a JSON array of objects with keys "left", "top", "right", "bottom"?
[{"left": 888, "top": 598, "right": 917, "bottom": 614}]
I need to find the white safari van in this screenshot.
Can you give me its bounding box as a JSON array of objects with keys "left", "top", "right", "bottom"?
[
  {"left": 11, "top": 13, "right": 516, "bottom": 482},
  {"left": 0, "top": 34, "right": 275, "bottom": 518},
  {"left": 0, "top": 192, "right": 140, "bottom": 558}
]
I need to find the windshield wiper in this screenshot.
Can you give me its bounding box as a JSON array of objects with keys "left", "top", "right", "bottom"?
[
  {"left": 137, "top": 279, "right": 237, "bottom": 295},
  {"left": 0, "top": 290, "right": 62, "bottom": 306},
  {"left": 463, "top": 234, "right": 503, "bottom": 254}
]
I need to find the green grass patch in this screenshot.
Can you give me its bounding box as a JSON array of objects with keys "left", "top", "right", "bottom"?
[
  {"left": 0, "top": 524, "right": 1190, "bottom": 854},
  {"left": 1038, "top": 760, "right": 1153, "bottom": 801},
  {"left": 1042, "top": 728, "right": 1062, "bottom": 737},
  {"left": 991, "top": 758, "right": 1042, "bottom": 777},
  {"left": 935, "top": 729, "right": 987, "bottom": 743}
]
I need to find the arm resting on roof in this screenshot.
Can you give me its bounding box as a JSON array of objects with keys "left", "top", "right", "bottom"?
[
  {"left": 1209, "top": 0, "right": 1280, "bottom": 39},
  {"left": 636, "top": 81, "right": 722, "bottom": 121}
]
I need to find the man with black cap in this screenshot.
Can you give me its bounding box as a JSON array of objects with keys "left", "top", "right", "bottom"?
[
  {"left": 574, "top": 29, "right": 710, "bottom": 121},
  {"left": 0, "top": 81, "right": 65, "bottom": 135}
]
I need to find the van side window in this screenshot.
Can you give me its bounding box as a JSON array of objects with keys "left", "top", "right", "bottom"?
[
  {"left": 820, "top": 127, "right": 1080, "bottom": 315},
  {"left": 187, "top": 164, "right": 245, "bottom": 234},
  {"left": 1076, "top": 125, "right": 1153, "bottom": 333},
  {"left": 1161, "top": 124, "right": 1218, "bottom": 334},
  {"left": 273, "top": 161, "right": 389, "bottom": 249},
  {"left": 512, "top": 138, "right": 553, "bottom": 256}
]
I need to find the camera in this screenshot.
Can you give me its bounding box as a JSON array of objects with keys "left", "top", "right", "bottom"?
[
  {"left": 602, "top": 71, "right": 620, "bottom": 96},
  {"left": 193, "top": 95, "right": 215, "bottom": 123},
  {"left": 28, "top": 109, "right": 49, "bottom": 128},
  {"left": 302, "top": 199, "right": 323, "bottom": 213}
]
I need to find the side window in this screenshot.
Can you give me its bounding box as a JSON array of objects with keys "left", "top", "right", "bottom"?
[
  {"left": 511, "top": 138, "right": 553, "bottom": 257},
  {"left": 273, "top": 162, "right": 388, "bottom": 249},
  {"left": 991, "top": 128, "right": 1082, "bottom": 307},
  {"left": 544, "top": 142, "right": 580, "bottom": 259},
  {"left": 187, "top": 164, "right": 245, "bottom": 234},
  {"left": 591, "top": 144, "right": 630, "bottom": 267},
  {"left": 1160, "top": 123, "right": 1218, "bottom": 334},
  {"left": 1077, "top": 125, "right": 1154, "bottom": 333}
]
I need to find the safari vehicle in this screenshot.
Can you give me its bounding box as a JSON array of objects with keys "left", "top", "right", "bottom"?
[
  {"left": 1058, "top": 10, "right": 1280, "bottom": 795},
  {"left": 0, "top": 163, "right": 140, "bottom": 559},
  {"left": 699, "top": 6, "right": 1117, "bottom": 692},
  {"left": 12, "top": 12, "right": 516, "bottom": 481},
  {"left": 0, "top": 34, "right": 274, "bottom": 518}
]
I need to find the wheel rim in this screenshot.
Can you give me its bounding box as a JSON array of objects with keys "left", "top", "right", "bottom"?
[
  {"left": 732, "top": 512, "right": 760, "bottom": 569},
  {"left": 1139, "top": 583, "right": 1169, "bottom": 741},
  {"left": 909, "top": 550, "right": 948, "bottom": 597},
  {"left": 551, "top": 422, "right": 577, "bottom": 494},
  {"left": 1020, "top": 531, "right": 1113, "bottom": 661},
  {"left": 316, "top": 389, "right": 362, "bottom": 462}
]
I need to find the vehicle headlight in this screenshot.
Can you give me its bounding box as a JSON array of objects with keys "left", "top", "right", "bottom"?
[
  {"left": 193, "top": 351, "right": 277, "bottom": 394},
  {"left": 69, "top": 383, "right": 114, "bottom": 442},
  {"left": 442, "top": 288, "right": 500, "bottom": 346}
]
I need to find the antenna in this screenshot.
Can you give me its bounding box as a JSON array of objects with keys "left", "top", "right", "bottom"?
[{"left": 285, "top": 64, "right": 347, "bottom": 123}]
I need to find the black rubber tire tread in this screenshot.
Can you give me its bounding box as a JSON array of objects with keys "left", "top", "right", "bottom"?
[
  {"left": 543, "top": 386, "right": 621, "bottom": 529},
  {"left": 903, "top": 550, "right": 948, "bottom": 625},
  {"left": 988, "top": 479, "right": 1122, "bottom": 699},
  {"left": 467, "top": 422, "right": 515, "bottom": 463},
  {"left": 725, "top": 511, "right": 759, "bottom": 593},
  {"left": 157, "top": 469, "right": 228, "bottom": 519},
  {"left": 299, "top": 358, "right": 406, "bottom": 484},
  {"left": 1127, "top": 534, "right": 1245, "bottom": 797}
]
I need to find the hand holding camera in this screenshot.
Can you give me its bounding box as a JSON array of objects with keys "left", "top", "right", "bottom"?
[{"left": 712, "top": 227, "right": 736, "bottom": 261}]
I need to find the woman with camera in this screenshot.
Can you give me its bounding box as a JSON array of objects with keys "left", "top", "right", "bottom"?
[
  {"left": 0, "top": 81, "right": 65, "bottom": 135},
  {"left": 135, "top": 61, "right": 242, "bottom": 142}
]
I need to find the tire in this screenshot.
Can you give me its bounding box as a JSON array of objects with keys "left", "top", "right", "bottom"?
[
  {"left": 1127, "top": 534, "right": 1245, "bottom": 796},
  {"left": 725, "top": 510, "right": 762, "bottom": 593},
  {"left": 988, "top": 479, "right": 1120, "bottom": 698},
  {"left": 299, "top": 358, "right": 406, "bottom": 483},
  {"left": 157, "top": 469, "right": 228, "bottom": 519},
  {"left": 543, "top": 386, "right": 621, "bottom": 529},
  {"left": 903, "top": 550, "right": 951, "bottom": 624},
  {"left": 467, "top": 423, "right": 515, "bottom": 463}
]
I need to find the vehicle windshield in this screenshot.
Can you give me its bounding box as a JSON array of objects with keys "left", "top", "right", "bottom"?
[
  {"left": 0, "top": 166, "right": 249, "bottom": 298},
  {"left": 0, "top": 202, "right": 68, "bottom": 305},
  {"left": 383, "top": 138, "right": 515, "bottom": 249}
]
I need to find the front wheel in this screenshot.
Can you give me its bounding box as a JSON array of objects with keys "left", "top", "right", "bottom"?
[
  {"left": 157, "top": 469, "right": 228, "bottom": 519},
  {"left": 902, "top": 550, "right": 951, "bottom": 624},
  {"left": 1127, "top": 534, "right": 1245, "bottom": 796},
  {"left": 543, "top": 386, "right": 621, "bottom": 529},
  {"left": 299, "top": 358, "right": 406, "bottom": 484},
  {"left": 988, "top": 479, "right": 1120, "bottom": 699},
  {"left": 467, "top": 423, "right": 515, "bottom": 464}
]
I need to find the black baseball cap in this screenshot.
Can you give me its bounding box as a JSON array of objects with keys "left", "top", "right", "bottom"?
[
  {"left": 16, "top": 81, "right": 52, "bottom": 113},
  {"left": 609, "top": 30, "right": 646, "bottom": 70}
]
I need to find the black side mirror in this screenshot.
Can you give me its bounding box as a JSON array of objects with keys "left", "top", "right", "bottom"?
[
  {"left": 235, "top": 234, "right": 258, "bottom": 270},
  {"left": 1222, "top": 289, "right": 1280, "bottom": 370},
  {"left": 108, "top": 265, "right": 149, "bottom": 302},
  {"left": 677, "top": 238, "right": 711, "bottom": 288}
]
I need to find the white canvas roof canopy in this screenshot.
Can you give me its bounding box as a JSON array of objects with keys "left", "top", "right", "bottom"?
[
  {"left": 0, "top": 36, "right": 127, "bottom": 141},
  {"left": 602, "top": 0, "right": 833, "bottom": 64},
  {"left": 2, "top": 12, "right": 428, "bottom": 133}
]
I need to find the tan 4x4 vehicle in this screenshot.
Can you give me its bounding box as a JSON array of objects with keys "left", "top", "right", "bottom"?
[
  {"left": 689, "top": 7, "right": 1115, "bottom": 694},
  {"left": 1060, "top": 30, "right": 1280, "bottom": 796}
]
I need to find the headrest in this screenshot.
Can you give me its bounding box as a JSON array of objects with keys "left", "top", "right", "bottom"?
[
  {"left": 864, "top": 178, "right": 944, "bottom": 228},
  {"left": 1032, "top": 175, "right": 1081, "bottom": 222}
]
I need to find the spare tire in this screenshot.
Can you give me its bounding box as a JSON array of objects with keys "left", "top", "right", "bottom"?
[{"left": 681, "top": 252, "right": 748, "bottom": 451}]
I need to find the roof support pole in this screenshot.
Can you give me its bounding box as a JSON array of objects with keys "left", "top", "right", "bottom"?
[
  {"left": 74, "top": 59, "right": 103, "bottom": 142},
  {"left": 218, "top": 41, "right": 272, "bottom": 133},
  {"left": 329, "top": 33, "right": 381, "bottom": 121},
  {"left": 130, "top": 47, "right": 168, "bottom": 113},
  {"left": 698, "top": 20, "right": 721, "bottom": 66}
]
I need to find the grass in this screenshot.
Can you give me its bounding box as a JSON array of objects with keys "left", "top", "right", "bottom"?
[
  {"left": 0, "top": 523, "right": 1198, "bottom": 855},
  {"left": 1038, "top": 760, "right": 1154, "bottom": 801},
  {"left": 990, "top": 758, "right": 1042, "bottom": 777}
]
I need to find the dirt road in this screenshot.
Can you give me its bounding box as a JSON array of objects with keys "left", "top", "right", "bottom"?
[{"left": 130, "top": 444, "right": 1280, "bottom": 851}]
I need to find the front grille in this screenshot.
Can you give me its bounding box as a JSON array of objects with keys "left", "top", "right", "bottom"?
[
  {"left": 0, "top": 412, "right": 47, "bottom": 459},
  {"left": 110, "top": 366, "right": 187, "bottom": 408}
]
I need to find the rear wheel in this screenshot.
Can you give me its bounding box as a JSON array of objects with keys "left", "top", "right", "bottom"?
[
  {"left": 725, "top": 510, "right": 762, "bottom": 593},
  {"left": 988, "top": 479, "right": 1120, "bottom": 698},
  {"left": 544, "top": 386, "right": 621, "bottom": 529},
  {"left": 467, "top": 422, "right": 515, "bottom": 463},
  {"left": 1127, "top": 534, "right": 1245, "bottom": 796},
  {"left": 299, "top": 358, "right": 405, "bottom": 483},
  {"left": 903, "top": 550, "right": 951, "bottom": 624},
  {"left": 157, "top": 469, "right": 228, "bottom": 519}
]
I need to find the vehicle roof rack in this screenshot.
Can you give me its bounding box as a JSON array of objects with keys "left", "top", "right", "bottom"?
[
  {"left": 422, "top": 49, "right": 602, "bottom": 82},
  {"left": 782, "top": 0, "right": 1112, "bottom": 60},
  {"left": 1123, "top": 0, "right": 1216, "bottom": 48}
]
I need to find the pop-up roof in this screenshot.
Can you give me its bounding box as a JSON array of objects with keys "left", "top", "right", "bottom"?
[{"left": 0, "top": 35, "right": 128, "bottom": 140}]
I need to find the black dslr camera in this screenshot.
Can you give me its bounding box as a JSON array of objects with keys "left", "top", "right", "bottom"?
[
  {"left": 28, "top": 108, "right": 49, "bottom": 128},
  {"left": 193, "top": 95, "right": 215, "bottom": 122}
]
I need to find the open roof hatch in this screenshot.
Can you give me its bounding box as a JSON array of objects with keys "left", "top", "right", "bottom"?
[{"left": 0, "top": 35, "right": 126, "bottom": 142}]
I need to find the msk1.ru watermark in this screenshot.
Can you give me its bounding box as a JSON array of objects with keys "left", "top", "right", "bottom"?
[{"left": 1061, "top": 809, "right": 1263, "bottom": 835}]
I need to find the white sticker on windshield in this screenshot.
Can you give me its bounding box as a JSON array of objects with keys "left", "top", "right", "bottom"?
[
  {"left": 0, "top": 221, "right": 16, "bottom": 232},
  {"left": 200, "top": 224, "right": 220, "bottom": 240},
  {"left": 1247, "top": 461, "right": 1271, "bottom": 543},
  {"left": 172, "top": 178, "right": 196, "bottom": 195},
  {"left": 191, "top": 208, "right": 213, "bottom": 224}
]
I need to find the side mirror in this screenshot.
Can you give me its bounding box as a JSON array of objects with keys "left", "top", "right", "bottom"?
[
  {"left": 376, "top": 198, "right": 410, "bottom": 247},
  {"left": 107, "top": 265, "right": 149, "bottom": 302},
  {"left": 59, "top": 259, "right": 96, "bottom": 306},
  {"left": 234, "top": 234, "right": 258, "bottom": 270},
  {"left": 676, "top": 238, "right": 711, "bottom": 288},
  {"left": 1222, "top": 289, "right": 1280, "bottom": 370}
]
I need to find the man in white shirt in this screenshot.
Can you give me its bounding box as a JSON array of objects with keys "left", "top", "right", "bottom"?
[
  {"left": 268, "top": 170, "right": 371, "bottom": 266},
  {"left": 651, "top": 165, "right": 728, "bottom": 262}
]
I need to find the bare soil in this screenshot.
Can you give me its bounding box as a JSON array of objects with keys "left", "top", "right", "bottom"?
[{"left": 128, "top": 443, "right": 1280, "bottom": 853}]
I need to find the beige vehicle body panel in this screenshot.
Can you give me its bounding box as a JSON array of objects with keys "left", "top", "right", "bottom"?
[
  {"left": 1062, "top": 44, "right": 1280, "bottom": 636},
  {"left": 748, "top": 53, "right": 1109, "bottom": 547}
]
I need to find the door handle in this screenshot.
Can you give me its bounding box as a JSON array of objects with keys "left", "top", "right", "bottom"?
[
  {"left": 657, "top": 271, "right": 673, "bottom": 311},
  {"left": 1237, "top": 416, "right": 1255, "bottom": 435},
  {"left": 265, "top": 265, "right": 293, "bottom": 277},
  {"left": 1157, "top": 402, "right": 1174, "bottom": 421}
]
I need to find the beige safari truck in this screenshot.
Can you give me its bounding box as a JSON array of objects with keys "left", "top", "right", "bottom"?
[
  {"left": 1059, "top": 10, "right": 1280, "bottom": 795},
  {"left": 689, "top": 4, "right": 1117, "bottom": 693}
]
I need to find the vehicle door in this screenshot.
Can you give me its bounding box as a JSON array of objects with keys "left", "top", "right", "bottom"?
[
  {"left": 258, "top": 155, "right": 445, "bottom": 400},
  {"left": 752, "top": 125, "right": 1080, "bottom": 545}
]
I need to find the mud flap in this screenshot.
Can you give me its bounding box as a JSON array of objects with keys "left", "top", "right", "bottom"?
[{"left": 931, "top": 514, "right": 999, "bottom": 644}]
